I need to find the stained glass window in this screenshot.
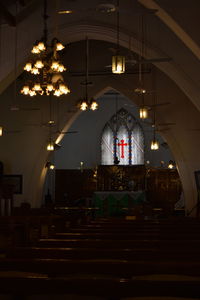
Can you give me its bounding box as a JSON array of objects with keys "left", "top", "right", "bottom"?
[{"left": 101, "top": 108, "right": 144, "bottom": 165}]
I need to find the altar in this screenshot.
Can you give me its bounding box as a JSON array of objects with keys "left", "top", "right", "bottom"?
[{"left": 94, "top": 190, "right": 146, "bottom": 217}]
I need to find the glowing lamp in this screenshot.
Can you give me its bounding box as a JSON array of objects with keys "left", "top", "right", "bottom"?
[
  {"left": 134, "top": 87, "right": 146, "bottom": 95},
  {"left": 54, "top": 89, "right": 61, "bottom": 97},
  {"left": 21, "top": 85, "right": 30, "bottom": 95},
  {"left": 59, "top": 83, "right": 70, "bottom": 94},
  {"left": 33, "top": 83, "right": 41, "bottom": 91},
  {"left": 0, "top": 127, "right": 3, "bottom": 136},
  {"left": 51, "top": 61, "right": 59, "bottom": 71},
  {"left": 29, "top": 90, "right": 36, "bottom": 97},
  {"left": 31, "top": 46, "right": 40, "bottom": 54},
  {"left": 112, "top": 55, "right": 125, "bottom": 74},
  {"left": 24, "top": 63, "right": 32, "bottom": 72},
  {"left": 35, "top": 60, "right": 44, "bottom": 69},
  {"left": 31, "top": 67, "right": 40, "bottom": 75},
  {"left": 168, "top": 160, "right": 174, "bottom": 169},
  {"left": 47, "top": 142, "right": 54, "bottom": 151},
  {"left": 139, "top": 107, "right": 148, "bottom": 119},
  {"left": 58, "top": 64, "right": 66, "bottom": 72},
  {"left": 56, "top": 42, "right": 65, "bottom": 51},
  {"left": 90, "top": 100, "right": 98, "bottom": 111},
  {"left": 151, "top": 139, "right": 159, "bottom": 150},
  {"left": 80, "top": 101, "right": 88, "bottom": 111},
  {"left": 47, "top": 83, "right": 54, "bottom": 92},
  {"left": 37, "top": 42, "right": 46, "bottom": 51}
]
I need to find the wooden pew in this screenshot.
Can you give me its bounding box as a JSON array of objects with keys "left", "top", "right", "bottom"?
[
  {"left": 6, "top": 246, "right": 200, "bottom": 262},
  {"left": 2, "top": 217, "right": 200, "bottom": 299},
  {"left": 1, "top": 258, "right": 200, "bottom": 277},
  {"left": 0, "top": 273, "right": 200, "bottom": 298},
  {"left": 36, "top": 238, "right": 200, "bottom": 249}
]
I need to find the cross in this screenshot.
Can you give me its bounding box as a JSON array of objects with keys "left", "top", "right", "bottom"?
[{"left": 117, "top": 139, "right": 128, "bottom": 158}]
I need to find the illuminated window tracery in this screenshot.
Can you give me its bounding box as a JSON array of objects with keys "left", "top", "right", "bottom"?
[{"left": 101, "top": 108, "right": 144, "bottom": 165}]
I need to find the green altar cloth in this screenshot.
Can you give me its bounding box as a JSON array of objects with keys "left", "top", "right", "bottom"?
[{"left": 93, "top": 191, "right": 146, "bottom": 217}]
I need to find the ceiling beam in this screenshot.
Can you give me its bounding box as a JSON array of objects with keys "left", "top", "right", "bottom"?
[
  {"left": 138, "top": 0, "right": 200, "bottom": 61},
  {"left": 16, "top": 0, "right": 41, "bottom": 25}
]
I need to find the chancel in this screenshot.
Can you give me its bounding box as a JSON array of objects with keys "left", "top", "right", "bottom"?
[{"left": 0, "top": 0, "right": 200, "bottom": 299}]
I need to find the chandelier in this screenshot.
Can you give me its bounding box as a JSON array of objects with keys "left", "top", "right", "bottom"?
[
  {"left": 78, "top": 37, "right": 98, "bottom": 111},
  {"left": 21, "top": 0, "right": 70, "bottom": 97}
]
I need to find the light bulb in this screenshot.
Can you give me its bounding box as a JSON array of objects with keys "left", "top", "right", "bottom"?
[
  {"left": 21, "top": 85, "right": 30, "bottom": 95},
  {"left": 80, "top": 101, "right": 88, "bottom": 111},
  {"left": 31, "top": 46, "right": 40, "bottom": 54},
  {"left": 135, "top": 87, "right": 146, "bottom": 95},
  {"left": 90, "top": 101, "right": 98, "bottom": 111},
  {"left": 112, "top": 55, "right": 125, "bottom": 74},
  {"left": 139, "top": 107, "right": 148, "bottom": 119},
  {"left": 59, "top": 83, "right": 70, "bottom": 94},
  {"left": 31, "top": 67, "right": 40, "bottom": 75},
  {"left": 58, "top": 64, "right": 66, "bottom": 72},
  {"left": 47, "top": 142, "right": 54, "bottom": 151},
  {"left": 51, "top": 61, "right": 59, "bottom": 71},
  {"left": 56, "top": 42, "right": 65, "bottom": 51},
  {"left": 168, "top": 161, "right": 174, "bottom": 169},
  {"left": 35, "top": 60, "right": 44, "bottom": 69},
  {"left": 47, "top": 83, "right": 54, "bottom": 92},
  {"left": 151, "top": 140, "right": 159, "bottom": 150},
  {"left": 29, "top": 90, "right": 36, "bottom": 97},
  {"left": 0, "top": 127, "right": 3, "bottom": 136},
  {"left": 24, "top": 62, "right": 32, "bottom": 72},
  {"left": 37, "top": 42, "right": 46, "bottom": 51},
  {"left": 33, "top": 83, "right": 41, "bottom": 91},
  {"left": 49, "top": 164, "right": 55, "bottom": 170},
  {"left": 54, "top": 89, "right": 61, "bottom": 97}
]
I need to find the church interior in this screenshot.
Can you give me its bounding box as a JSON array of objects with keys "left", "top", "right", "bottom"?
[{"left": 0, "top": 0, "right": 200, "bottom": 299}]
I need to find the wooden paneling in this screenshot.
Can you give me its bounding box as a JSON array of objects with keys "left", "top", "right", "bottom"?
[
  {"left": 55, "top": 167, "right": 182, "bottom": 210},
  {"left": 55, "top": 169, "right": 97, "bottom": 204}
]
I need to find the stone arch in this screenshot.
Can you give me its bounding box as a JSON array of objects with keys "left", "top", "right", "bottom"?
[{"left": 1, "top": 22, "right": 200, "bottom": 113}]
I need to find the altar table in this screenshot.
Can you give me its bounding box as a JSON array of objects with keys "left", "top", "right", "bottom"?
[{"left": 93, "top": 191, "right": 146, "bottom": 217}]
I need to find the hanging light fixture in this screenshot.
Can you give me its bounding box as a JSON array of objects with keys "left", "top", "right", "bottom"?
[
  {"left": 151, "top": 138, "right": 159, "bottom": 150},
  {"left": 139, "top": 107, "right": 148, "bottom": 119},
  {"left": 78, "top": 37, "right": 98, "bottom": 111},
  {"left": 135, "top": 15, "right": 148, "bottom": 119},
  {"left": 21, "top": 0, "right": 70, "bottom": 97},
  {"left": 47, "top": 141, "right": 54, "bottom": 151},
  {"left": 150, "top": 78, "right": 159, "bottom": 150},
  {"left": 112, "top": 0, "right": 125, "bottom": 74},
  {"left": 139, "top": 94, "right": 148, "bottom": 119}
]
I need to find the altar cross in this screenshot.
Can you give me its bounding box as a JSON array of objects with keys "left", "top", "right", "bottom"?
[{"left": 117, "top": 139, "right": 128, "bottom": 158}]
